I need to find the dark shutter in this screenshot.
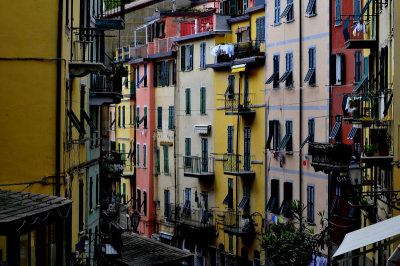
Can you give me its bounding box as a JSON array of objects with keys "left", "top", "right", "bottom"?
[
  {"left": 90, "top": 177, "right": 93, "bottom": 210},
  {"left": 201, "top": 138, "right": 208, "bottom": 172},
  {"left": 153, "top": 62, "right": 158, "bottom": 87},
  {"left": 227, "top": 126, "right": 233, "bottom": 153},
  {"left": 157, "top": 106, "right": 162, "bottom": 129},
  {"left": 79, "top": 179, "right": 84, "bottom": 231},
  {"left": 330, "top": 54, "right": 336, "bottom": 85},
  {"left": 340, "top": 53, "right": 346, "bottom": 85},
  {"left": 189, "top": 45, "right": 194, "bottom": 70},
  {"left": 165, "top": 60, "right": 170, "bottom": 86},
  {"left": 244, "top": 127, "right": 251, "bottom": 171},
  {"left": 181, "top": 46, "right": 186, "bottom": 71},
  {"left": 200, "top": 87, "right": 206, "bottom": 114}
]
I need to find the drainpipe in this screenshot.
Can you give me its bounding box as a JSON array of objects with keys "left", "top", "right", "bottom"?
[
  {"left": 328, "top": 0, "right": 333, "bottom": 264},
  {"left": 299, "top": 0, "right": 303, "bottom": 215},
  {"left": 56, "top": 0, "right": 63, "bottom": 197},
  {"left": 235, "top": 72, "right": 242, "bottom": 261}
]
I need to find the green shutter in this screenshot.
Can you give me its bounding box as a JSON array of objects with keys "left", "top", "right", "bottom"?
[
  {"left": 185, "top": 88, "right": 191, "bottom": 114},
  {"left": 144, "top": 106, "right": 147, "bottom": 128},
  {"left": 123, "top": 183, "right": 126, "bottom": 198},
  {"left": 181, "top": 46, "right": 186, "bottom": 71},
  {"left": 189, "top": 45, "right": 193, "bottom": 70},
  {"left": 157, "top": 107, "right": 162, "bottom": 129},
  {"left": 156, "top": 147, "right": 160, "bottom": 173},
  {"left": 122, "top": 143, "right": 126, "bottom": 163},
  {"left": 200, "top": 87, "right": 206, "bottom": 114},
  {"left": 137, "top": 144, "right": 140, "bottom": 166},
  {"left": 169, "top": 106, "right": 174, "bottom": 129},
  {"left": 164, "top": 145, "right": 169, "bottom": 173},
  {"left": 143, "top": 145, "right": 146, "bottom": 168}
]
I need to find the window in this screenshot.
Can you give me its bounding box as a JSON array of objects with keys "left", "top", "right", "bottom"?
[
  {"left": 143, "top": 106, "right": 148, "bottom": 129},
  {"left": 185, "top": 88, "right": 191, "bottom": 114},
  {"left": 181, "top": 45, "right": 193, "bottom": 71},
  {"left": 300, "top": 118, "right": 315, "bottom": 149},
  {"left": 281, "top": 0, "right": 294, "bottom": 22},
  {"left": 143, "top": 63, "right": 147, "bottom": 87},
  {"left": 163, "top": 145, "right": 169, "bottom": 174},
  {"left": 267, "top": 179, "right": 280, "bottom": 214},
  {"left": 90, "top": 177, "right": 93, "bottom": 210},
  {"left": 200, "top": 87, "right": 206, "bottom": 114},
  {"left": 225, "top": 75, "right": 235, "bottom": 99},
  {"left": 168, "top": 106, "right": 175, "bottom": 129},
  {"left": 330, "top": 53, "right": 345, "bottom": 85},
  {"left": 280, "top": 182, "right": 293, "bottom": 218},
  {"left": 354, "top": 0, "right": 361, "bottom": 20},
  {"left": 200, "top": 42, "right": 206, "bottom": 69},
  {"left": 154, "top": 60, "right": 170, "bottom": 87},
  {"left": 223, "top": 178, "right": 234, "bottom": 208},
  {"left": 329, "top": 115, "right": 342, "bottom": 141},
  {"left": 227, "top": 125, "right": 234, "bottom": 154},
  {"left": 136, "top": 106, "right": 140, "bottom": 128},
  {"left": 185, "top": 138, "right": 191, "bottom": 168},
  {"left": 307, "top": 186, "right": 315, "bottom": 223},
  {"left": 278, "top": 121, "right": 293, "bottom": 152},
  {"left": 156, "top": 147, "right": 161, "bottom": 174},
  {"left": 79, "top": 179, "right": 84, "bottom": 231},
  {"left": 136, "top": 65, "right": 140, "bottom": 88},
  {"left": 266, "top": 55, "right": 280, "bottom": 89},
  {"left": 243, "top": 127, "right": 251, "bottom": 171},
  {"left": 143, "top": 190, "right": 147, "bottom": 215},
  {"left": 279, "top": 52, "right": 293, "bottom": 88},
  {"left": 143, "top": 144, "right": 147, "bottom": 168},
  {"left": 157, "top": 106, "right": 162, "bottom": 129},
  {"left": 122, "top": 106, "right": 125, "bottom": 127},
  {"left": 355, "top": 51, "right": 362, "bottom": 82},
  {"left": 164, "top": 190, "right": 170, "bottom": 217},
  {"left": 136, "top": 188, "right": 141, "bottom": 212},
  {"left": 304, "top": 47, "right": 316, "bottom": 86},
  {"left": 266, "top": 120, "right": 280, "bottom": 151},
  {"left": 305, "top": 0, "right": 316, "bottom": 16},
  {"left": 201, "top": 138, "right": 208, "bottom": 172},
  {"left": 136, "top": 143, "right": 140, "bottom": 166},
  {"left": 238, "top": 182, "right": 250, "bottom": 213},
  {"left": 274, "top": 0, "right": 281, "bottom": 25},
  {"left": 118, "top": 106, "right": 121, "bottom": 127},
  {"left": 329, "top": 183, "right": 341, "bottom": 214},
  {"left": 335, "top": 0, "right": 342, "bottom": 25},
  {"left": 183, "top": 188, "right": 191, "bottom": 215},
  {"left": 256, "top": 17, "right": 265, "bottom": 43}
]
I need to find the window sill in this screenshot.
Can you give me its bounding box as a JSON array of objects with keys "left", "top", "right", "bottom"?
[
  {"left": 286, "top": 19, "right": 295, "bottom": 23},
  {"left": 273, "top": 22, "right": 282, "bottom": 27},
  {"left": 200, "top": 113, "right": 207, "bottom": 116},
  {"left": 307, "top": 13, "right": 317, "bottom": 18},
  {"left": 307, "top": 221, "right": 316, "bottom": 226},
  {"left": 285, "top": 151, "right": 294, "bottom": 155},
  {"left": 334, "top": 23, "right": 342, "bottom": 27}
]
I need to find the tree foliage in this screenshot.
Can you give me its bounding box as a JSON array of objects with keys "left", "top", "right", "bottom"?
[{"left": 262, "top": 201, "right": 330, "bottom": 266}]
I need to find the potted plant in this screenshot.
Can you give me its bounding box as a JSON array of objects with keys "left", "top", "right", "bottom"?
[
  {"left": 363, "top": 144, "right": 377, "bottom": 157},
  {"left": 349, "top": 99, "right": 360, "bottom": 108}
]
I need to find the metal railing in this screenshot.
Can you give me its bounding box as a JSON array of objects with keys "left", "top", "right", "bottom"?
[
  {"left": 215, "top": 41, "right": 264, "bottom": 64},
  {"left": 184, "top": 156, "right": 215, "bottom": 174},
  {"left": 223, "top": 154, "right": 256, "bottom": 173},
  {"left": 225, "top": 93, "right": 256, "bottom": 113},
  {"left": 167, "top": 204, "right": 215, "bottom": 228},
  {"left": 309, "top": 142, "right": 352, "bottom": 170},
  {"left": 101, "top": 151, "right": 124, "bottom": 176},
  {"left": 90, "top": 73, "right": 122, "bottom": 94}
]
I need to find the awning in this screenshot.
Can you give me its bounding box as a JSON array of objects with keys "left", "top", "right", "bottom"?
[
  {"left": 231, "top": 64, "right": 246, "bottom": 73},
  {"left": 333, "top": 215, "right": 400, "bottom": 258},
  {"left": 117, "top": 232, "right": 193, "bottom": 266}
]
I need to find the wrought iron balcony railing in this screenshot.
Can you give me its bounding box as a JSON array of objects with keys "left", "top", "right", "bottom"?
[
  {"left": 101, "top": 151, "right": 124, "bottom": 180},
  {"left": 184, "top": 156, "right": 215, "bottom": 178},
  {"left": 215, "top": 41, "right": 265, "bottom": 64},
  {"left": 167, "top": 204, "right": 215, "bottom": 229},
  {"left": 309, "top": 142, "right": 352, "bottom": 173},
  {"left": 221, "top": 210, "right": 255, "bottom": 236},
  {"left": 225, "top": 92, "right": 256, "bottom": 116},
  {"left": 223, "top": 154, "right": 256, "bottom": 178}
]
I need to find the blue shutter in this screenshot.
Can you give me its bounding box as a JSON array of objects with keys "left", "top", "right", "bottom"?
[
  {"left": 275, "top": 0, "right": 281, "bottom": 24},
  {"left": 157, "top": 107, "right": 162, "bottom": 129},
  {"left": 189, "top": 45, "right": 193, "bottom": 70}
]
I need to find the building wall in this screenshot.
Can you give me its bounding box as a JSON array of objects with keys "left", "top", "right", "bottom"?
[{"left": 265, "top": 0, "right": 329, "bottom": 235}]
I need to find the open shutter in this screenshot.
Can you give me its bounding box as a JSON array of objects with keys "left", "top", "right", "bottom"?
[
  {"left": 166, "top": 60, "right": 170, "bottom": 86},
  {"left": 189, "top": 45, "right": 194, "bottom": 70},
  {"left": 330, "top": 55, "right": 336, "bottom": 85},
  {"left": 181, "top": 46, "right": 186, "bottom": 71},
  {"left": 340, "top": 53, "right": 346, "bottom": 85},
  {"left": 230, "top": 0, "right": 236, "bottom": 15}
]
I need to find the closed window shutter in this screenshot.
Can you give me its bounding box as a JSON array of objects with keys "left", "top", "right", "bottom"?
[
  {"left": 144, "top": 106, "right": 147, "bottom": 128},
  {"left": 200, "top": 43, "right": 204, "bottom": 68},
  {"left": 200, "top": 87, "right": 206, "bottom": 114},
  {"left": 144, "top": 64, "right": 147, "bottom": 87},
  {"left": 227, "top": 126, "right": 233, "bottom": 153},
  {"left": 186, "top": 88, "right": 191, "bottom": 114},
  {"left": 137, "top": 144, "right": 140, "bottom": 166},
  {"left": 164, "top": 145, "right": 169, "bottom": 173},
  {"left": 143, "top": 145, "right": 146, "bottom": 168},
  {"left": 137, "top": 66, "right": 140, "bottom": 87},
  {"left": 230, "top": 0, "right": 236, "bottom": 15},
  {"left": 154, "top": 63, "right": 158, "bottom": 87},
  {"left": 202, "top": 138, "right": 208, "bottom": 172},
  {"left": 157, "top": 107, "right": 162, "bottom": 129},
  {"left": 166, "top": 60, "right": 170, "bottom": 86},
  {"left": 156, "top": 147, "right": 160, "bottom": 173},
  {"left": 181, "top": 46, "right": 186, "bottom": 71},
  {"left": 169, "top": 106, "right": 174, "bottom": 129},
  {"left": 122, "top": 106, "right": 125, "bottom": 127},
  {"left": 275, "top": 0, "right": 280, "bottom": 24},
  {"left": 189, "top": 45, "right": 194, "bottom": 70}
]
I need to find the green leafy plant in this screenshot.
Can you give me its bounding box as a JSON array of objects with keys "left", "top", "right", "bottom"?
[
  {"left": 364, "top": 144, "right": 377, "bottom": 153},
  {"left": 262, "top": 201, "right": 329, "bottom": 266}
]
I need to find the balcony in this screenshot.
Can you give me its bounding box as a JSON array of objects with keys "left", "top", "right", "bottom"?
[
  {"left": 225, "top": 93, "right": 256, "bottom": 117},
  {"left": 342, "top": 13, "right": 377, "bottom": 49},
  {"left": 184, "top": 156, "right": 215, "bottom": 179},
  {"left": 206, "top": 41, "right": 265, "bottom": 70},
  {"left": 89, "top": 70, "right": 123, "bottom": 105},
  {"left": 180, "top": 16, "right": 214, "bottom": 37},
  {"left": 101, "top": 151, "right": 124, "bottom": 182},
  {"left": 95, "top": 0, "right": 126, "bottom": 30},
  {"left": 309, "top": 142, "right": 352, "bottom": 173},
  {"left": 222, "top": 210, "right": 255, "bottom": 236},
  {"left": 223, "top": 154, "right": 256, "bottom": 179},
  {"left": 167, "top": 204, "right": 215, "bottom": 232},
  {"left": 147, "top": 37, "right": 174, "bottom": 56}
]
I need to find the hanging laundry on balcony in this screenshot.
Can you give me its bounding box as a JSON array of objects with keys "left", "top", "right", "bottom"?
[
  {"left": 352, "top": 21, "right": 366, "bottom": 37},
  {"left": 210, "top": 44, "right": 235, "bottom": 58}
]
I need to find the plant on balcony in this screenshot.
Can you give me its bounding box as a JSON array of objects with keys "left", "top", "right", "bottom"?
[
  {"left": 363, "top": 144, "right": 378, "bottom": 157},
  {"left": 349, "top": 99, "right": 360, "bottom": 108},
  {"left": 262, "top": 201, "right": 329, "bottom": 266}
]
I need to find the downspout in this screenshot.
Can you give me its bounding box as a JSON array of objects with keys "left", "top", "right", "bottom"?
[
  {"left": 299, "top": 0, "right": 303, "bottom": 214},
  {"left": 56, "top": 0, "right": 63, "bottom": 197},
  {"left": 236, "top": 72, "right": 242, "bottom": 260},
  {"left": 328, "top": 0, "right": 333, "bottom": 264}
]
